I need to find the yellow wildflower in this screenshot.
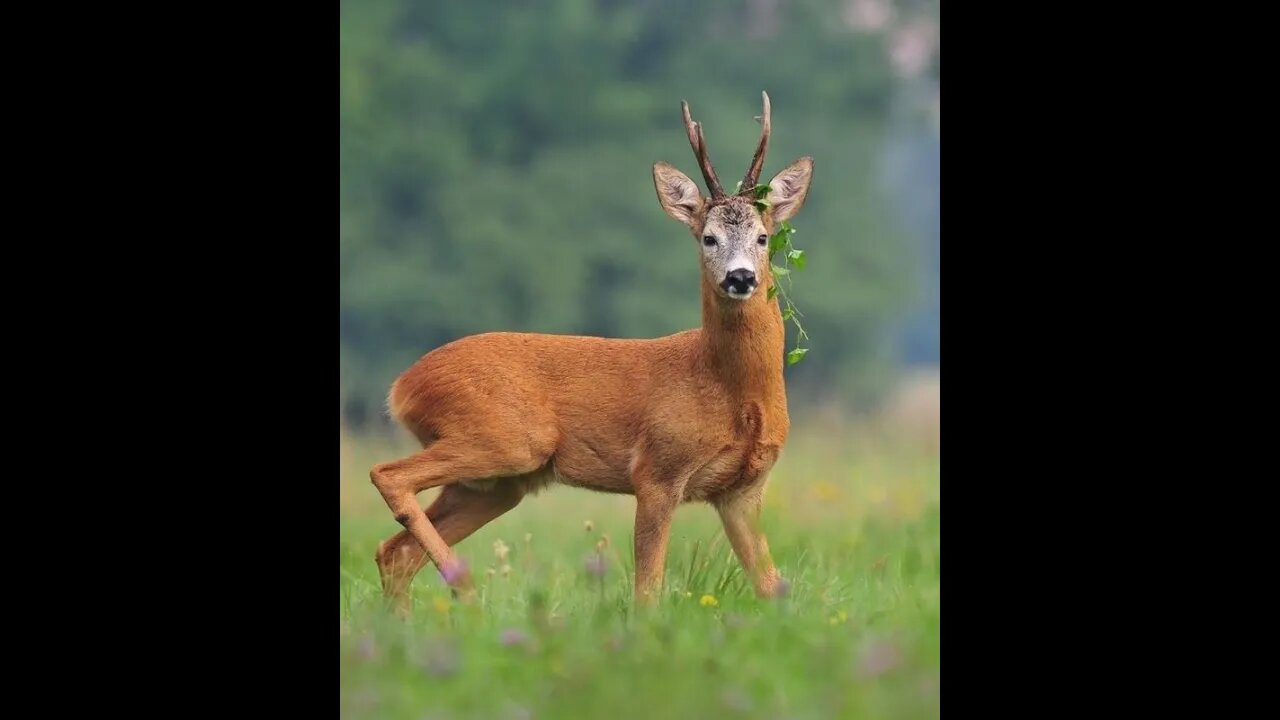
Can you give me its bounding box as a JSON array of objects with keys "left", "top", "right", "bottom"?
[
  {"left": 812, "top": 481, "right": 840, "bottom": 502},
  {"left": 700, "top": 594, "right": 718, "bottom": 607}
]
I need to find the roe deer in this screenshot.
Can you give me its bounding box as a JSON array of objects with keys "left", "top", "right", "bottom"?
[{"left": 371, "top": 91, "right": 814, "bottom": 610}]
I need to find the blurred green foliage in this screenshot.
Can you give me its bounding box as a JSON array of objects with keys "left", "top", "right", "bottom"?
[{"left": 341, "top": 0, "right": 935, "bottom": 425}]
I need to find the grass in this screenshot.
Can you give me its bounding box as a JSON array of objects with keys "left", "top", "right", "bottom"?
[{"left": 339, "top": 409, "right": 939, "bottom": 720}]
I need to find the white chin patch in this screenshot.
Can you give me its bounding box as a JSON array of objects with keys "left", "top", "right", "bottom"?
[{"left": 725, "top": 287, "right": 754, "bottom": 300}]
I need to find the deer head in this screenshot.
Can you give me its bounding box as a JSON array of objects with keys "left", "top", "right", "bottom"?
[{"left": 653, "top": 91, "right": 814, "bottom": 302}]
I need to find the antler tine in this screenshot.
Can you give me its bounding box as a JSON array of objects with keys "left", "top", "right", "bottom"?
[
  {"left": 681, "top": 99, "right": 726, "bottom": 198},
  {"left": 740, "top": 91, "right": 772, "bottom": 194}
]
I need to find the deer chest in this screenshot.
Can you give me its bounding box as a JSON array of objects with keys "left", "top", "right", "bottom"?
[{"left": 680, "top": 400, "right": 787, "bottom": 501}]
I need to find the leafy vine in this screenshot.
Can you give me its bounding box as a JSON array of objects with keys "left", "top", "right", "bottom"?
[{"left": 751, "top": 184, "right": 809, "bottom": 365}]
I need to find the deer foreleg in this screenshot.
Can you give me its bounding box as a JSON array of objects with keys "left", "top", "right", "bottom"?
[
  {"left": 715, "top": 485, "right": 785, "bottom": 598},
  {"left": 631, "top": 452, "right": 684, "bottom": 604}
]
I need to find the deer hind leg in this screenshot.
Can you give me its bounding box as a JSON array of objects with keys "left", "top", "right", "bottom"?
[
  {"left": 375, "top": 482, "right": 524, "bottom": 615},
  {"left": 370, "top": 438, "right": 545, "bottom": 598},
  {"left": 715, "top": 486, "right": 784, "bottom": 598}
]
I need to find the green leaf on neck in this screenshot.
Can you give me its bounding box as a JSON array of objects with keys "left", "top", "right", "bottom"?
[{"left": 766, "top": 221, "right": 811, "bottom": 367}]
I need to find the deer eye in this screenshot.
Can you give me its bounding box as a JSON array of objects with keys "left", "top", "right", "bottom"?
[
  {"left": 702, "top": 236, "right": 717, "bottom": 247},
  {"left": 757, "top": 234, "right": 768, "bottom": 245}
]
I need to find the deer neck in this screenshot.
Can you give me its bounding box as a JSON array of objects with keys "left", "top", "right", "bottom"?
[{"left": 699, "top": 274, "right": 786, "bottom": 399}]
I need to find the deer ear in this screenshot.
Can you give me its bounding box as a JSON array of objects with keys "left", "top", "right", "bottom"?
[
  {"left": 766, "top": 157, "right": 814, "bottom": 223},
  {"left": 653, "top": 162, "right": 704, "bottom": 228}
]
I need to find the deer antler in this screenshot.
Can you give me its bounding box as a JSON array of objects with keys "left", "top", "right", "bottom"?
[
  {"left": 739, "top": 91, "right": 772, "bottom": 195},
  {"left": 681, "top": 100, "right": 726, "bottom": 199}
]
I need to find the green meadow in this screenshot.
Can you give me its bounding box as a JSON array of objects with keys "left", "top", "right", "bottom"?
[{"left": 340, "top": 396, "right": 939, "bottom": 720}]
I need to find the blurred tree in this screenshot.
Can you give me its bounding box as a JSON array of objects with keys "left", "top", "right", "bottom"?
[{"left": 340, "top": 0, "right": 937, "bottom": 426}]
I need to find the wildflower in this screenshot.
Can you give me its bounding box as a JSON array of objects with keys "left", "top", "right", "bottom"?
[
  {"left": 500, "top": 563, "right": 512, "bottom": 578},
  {"left": 812, "top": 481, "right": 840, "bottom": 502},
  {"left": 439, "top": 559, "right": 468, "bottom": 586},
  {"left": 499, "top": 628, "right": 530, "bottom": 648},
  {"left": 597, "top": 534, "right": 610, "bottom": 551},
  {"left": 700, "top": 594, "right": 718, "bottom": 607},
  {"left": 584, "top": 520, "right": 594, "bottom": 532},
  {"left": 584, "top": 552, "right": 607, "bottom": 578},
  {"left": 856, "top": 637, "right": 902, "bottom": 679},
  {"left": 493, "top": 539, "right": 510, "bottom": 563},
  {"left": 433, "top": 597, "right": 451, "bottom": 615},
  {"left": 776, "top": 578, "right": 792, "bottom": 598}
]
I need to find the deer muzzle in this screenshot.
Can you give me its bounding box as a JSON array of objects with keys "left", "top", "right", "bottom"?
[{"left": 721, "top": 268, "right": 758, "bottom": 298}]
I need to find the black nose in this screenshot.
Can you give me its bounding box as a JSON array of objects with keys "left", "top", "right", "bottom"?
[{"left": 721, "top": 269, "right": 757, "bottom": 294}]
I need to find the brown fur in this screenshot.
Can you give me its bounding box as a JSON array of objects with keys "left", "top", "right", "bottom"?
[{"left": 369, "top": 94, "right": 813, "bottom": 611}]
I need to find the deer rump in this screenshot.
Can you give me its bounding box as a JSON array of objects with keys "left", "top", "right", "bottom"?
[{"left": 387, "top": 330, "right": 781, "bottom": 503}]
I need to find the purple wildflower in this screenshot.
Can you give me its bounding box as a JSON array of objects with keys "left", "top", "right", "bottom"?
[
  {"left": 439, "top": 559, "right": 469, "bottom": 586},
  {"left": 500, "top": 628, "right": 530, "bottom": 648},
  {"left": 584, "top": 552, "right": 607, "bottom": 578},
  {"left": 856, "top": 637, "right": 902, "bottom": 679},
  {"left": 775, "top": 577, "right": 792, "bottom": 598}
]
